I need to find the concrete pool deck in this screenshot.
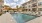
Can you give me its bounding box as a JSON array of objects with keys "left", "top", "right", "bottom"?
[
  {"left": 0, "top": 12, "right": 42, "bottom": 23},
  {"left": 0, "top": 12, "right": 17, "bottom": 23},
  {"left": 26, "top": 16, "right": 42, "bottom": 23}
]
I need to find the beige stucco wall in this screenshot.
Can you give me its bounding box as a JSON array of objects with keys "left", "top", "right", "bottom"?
[
  {"left": 38, "top": 6, "right": 42, "bottom": 8},
  {"left": 38, "top": 0, "right": 42, "bottom": 2}
]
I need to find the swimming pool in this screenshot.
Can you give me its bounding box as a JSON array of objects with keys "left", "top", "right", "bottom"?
[{"left": 11, "top": 13, "right": 38, "bottom": 23}]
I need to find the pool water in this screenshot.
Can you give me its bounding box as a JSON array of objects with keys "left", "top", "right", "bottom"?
[{"left": 11, "top": 13, "right": 37, "bottom": 23}]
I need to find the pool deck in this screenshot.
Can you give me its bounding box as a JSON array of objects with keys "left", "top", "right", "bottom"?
[
  {"left": 0, "top": 12, "right": 42, "bottom": 23},
  {"left": 0, "top": 12, "right": 17, "bottom": 23},
  {"left": 26, "top": 16, "right": 42, "bottom": 23}
]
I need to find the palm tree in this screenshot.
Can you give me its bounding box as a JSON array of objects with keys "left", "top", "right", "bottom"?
[{"left": 16, "top": 5, "right": 19, "bottom": 11}]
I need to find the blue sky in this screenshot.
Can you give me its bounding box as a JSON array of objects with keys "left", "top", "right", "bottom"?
[{"left": 4, "top": 0, "right": 30, "bottom": 8}]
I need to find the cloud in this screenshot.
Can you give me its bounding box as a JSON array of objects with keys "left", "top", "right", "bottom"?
[
  {"left": 4, "top": 0, "right": 30, "bottom": 8},
  {"left": 10, "top": 3, "right": 17, "bottom": 8},
  {"left": 25, "top": 0, "right": 30, "bottom": 2},
  {"left": 13, "top": 0, "right": 19, "bottom": 2},
  {"left": 10, "top": 3, "right": 16, "bottom": 5},
  {"left": 4, "top": 0, "right": 9, "bottom": 6}
]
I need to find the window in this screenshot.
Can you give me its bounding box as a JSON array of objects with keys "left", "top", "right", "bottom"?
[
  {"left": 32, "top": 4, "right": 37, "bottom": 7},
  {"left": 38, "top": 2, "right": 42, "bottom": 6},
  {"left": 27, "top": 5, "right": 30, "bottom": 8},
  {"left": 29, "top": 9, "right": 30, "bottom": 11},
  {"left": 29, "top": 5, "right": 30, "bottom": 8},
  {"left": 38, "top": 8, "right": 42, "bottom": 11},
  {"left": 32, "top": 8, "right": 37, "bottom": 12},
  {"left": 32, "top": 0, "right": 37, "bottom": 2},
  {"left": 22, "top": 9, "right": 27, "bottom": 11}
]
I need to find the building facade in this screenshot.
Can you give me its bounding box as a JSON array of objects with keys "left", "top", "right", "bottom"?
[
  {"left": 21, "top": 0, "right": 42, "bottom": 15},
  {"left": 38, "top": 0, "right": 42, "bottom": 15},
  {"left": 21, "top": 0, "right": 37, "bottom": 12}
]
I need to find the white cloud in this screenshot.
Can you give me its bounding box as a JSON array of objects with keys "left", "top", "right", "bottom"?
[
  {"left": 4, "top": 1, "right": 16, "bottom": 8},
  {"left": 10, "top": 3, "right": 16, "bottom": 5},
  {"left": 4, "top": 0, "right": 11, "bottom": 5},
  {"left": 25, "top": 0, "right": 30, "bottom": 2},
  {"left": 4, "top": 0, "right": 30, "bottom": 8},
  {"left": 10, "top": 3, "right": 17, "bottom": 8},
  {"left": 20, "top": 0, "right": 25, "bottom": 4},
  {"left": 13, "top": 0, "right": 19, "bottom": 2},
  {"left": 4, "top": 0, "right": 10, "bottom": 6}
]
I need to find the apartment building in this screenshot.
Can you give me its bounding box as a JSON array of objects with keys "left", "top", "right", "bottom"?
[
  {"left": 21, "top": 0, "right": 37, "bottom": 12},
  {"left": 21, "top": 0, "right": 42, "bottom": 15},
  {"left": 38, "top": 0, "right": 42, "bottom": 15}
]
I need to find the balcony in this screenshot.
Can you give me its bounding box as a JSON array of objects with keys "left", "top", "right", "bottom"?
[
  {"left": 32, "top": 8, "right": 37, "bottom": 12},
  {"left": 32, "top": 3, "right": 37, "bottom": 7}
]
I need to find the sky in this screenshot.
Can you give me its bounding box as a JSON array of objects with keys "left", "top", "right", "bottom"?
[{"left": 4, "top": 0, "right": 30, "bottom": 8}]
